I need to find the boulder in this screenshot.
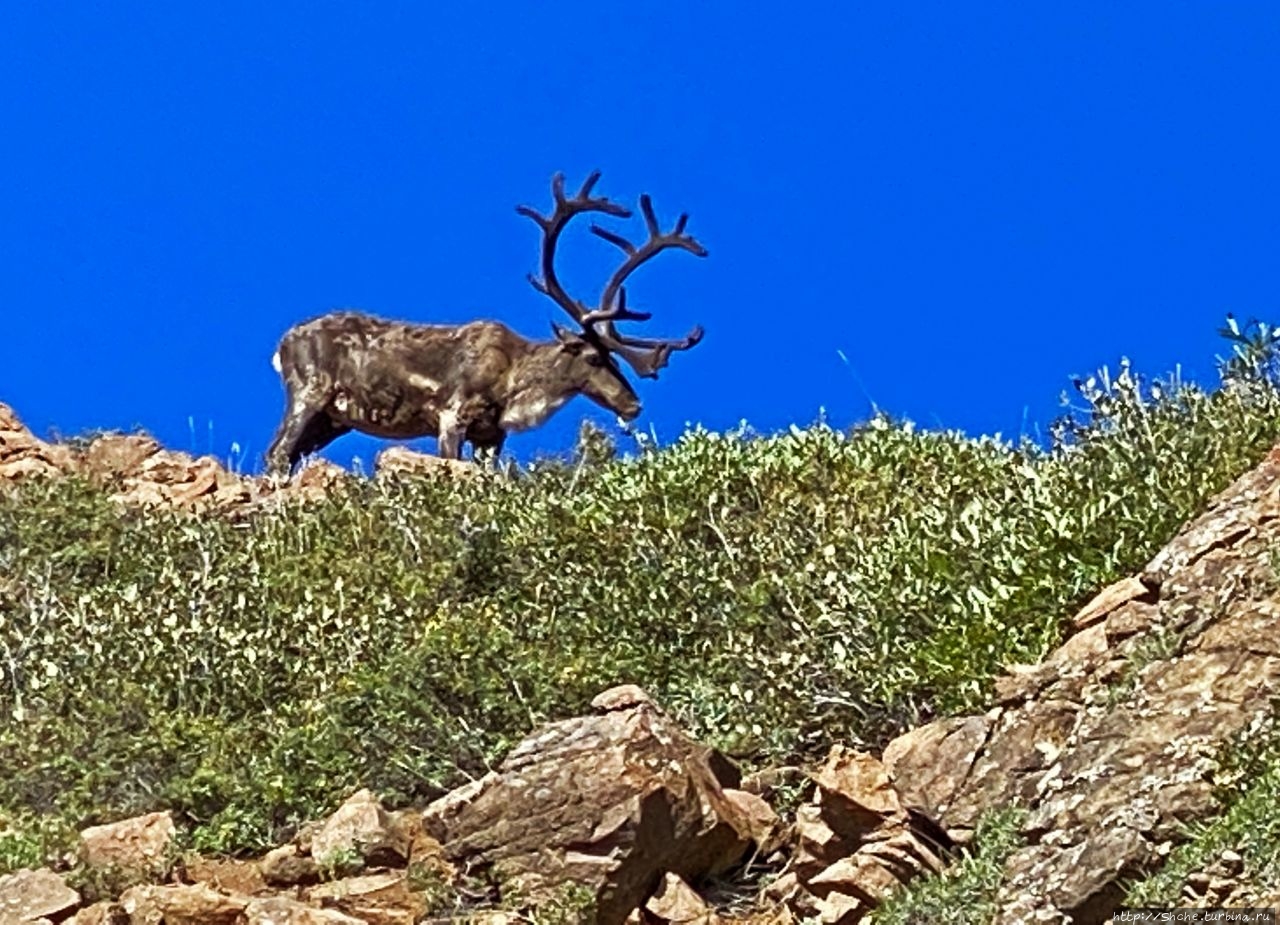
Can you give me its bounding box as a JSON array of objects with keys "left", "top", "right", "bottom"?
[
  {"left": 306, "top": 872, "right": 428, "bottom": 925},
  {"left": 375, "top": 446, "right": 477, "bottom": 480},
  {"left": 181, "top": 856, "right": 269, "bottom": 896},
  {"left": 118, "top": 883, "right": 246, "bottom": 925},
  {"left": 778, "top": 746, "right": 944, "bottom": 919},
  {"left": 260, "top": 843, "right": 320, "bottom": 888},
  {"left": 0, "top": 867, "right": 80, "bottom": 923},
  {"left": 643, "top": 873, "right": 719, "bottom": 924},
  {"left": 309, "top": 789, "right": 412, "bottom": 870},
  {"left": 81, "top": 434, "right": 161, "bottom": 482},
  {"left": 78, "top": 811, "right": 176, "bottom": 883},
  {"left": 70, "top": 902, "right": 129, "bottom": 924},
  {"left": 426, "top": 684, "right": 754, "bottom": 924},
  {"left": 241, "top": 897, "right": 365, "bottom": 925}
]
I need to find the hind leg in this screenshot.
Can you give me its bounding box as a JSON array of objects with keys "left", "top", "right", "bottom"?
[
  {"left": 267, "top": 401, "right": 350, "bottom": 475},
  {"left": 292, "top": 414, "right": 351, "bottom": 464}
]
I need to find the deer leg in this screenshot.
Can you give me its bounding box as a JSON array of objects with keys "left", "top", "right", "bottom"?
[
  {"left": 437, "top": 407, "right": 466, "bottom": 460},
  {"left": 267, "top": 403, "right": 350, "bottom": 475},
  {"left": 292, "top": 414, "right": 352, "bottom": 462},
  {"left": 266, "top": 404, "right": 312, "bottom": 475},
  {"left": 472, "top": 432, "right": 506, "bottom": 466}
]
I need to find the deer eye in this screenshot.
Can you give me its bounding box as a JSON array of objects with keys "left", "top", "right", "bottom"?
[{"left": 585, "top": 353, "right": 606, "bottom": 368}]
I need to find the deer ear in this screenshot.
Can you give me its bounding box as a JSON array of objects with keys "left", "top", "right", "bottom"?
[{"left": 551, "top": 323, "right": 586, "bottom": 353}]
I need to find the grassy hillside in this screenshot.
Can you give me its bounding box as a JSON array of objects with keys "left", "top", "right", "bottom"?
[{"left": 3, "top": 323, "right": 1280, "bottom": 869}]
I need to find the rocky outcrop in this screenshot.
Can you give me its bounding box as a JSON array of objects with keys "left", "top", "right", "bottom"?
[
  {"left": 0, "top": 404, "right": 477, "bottom": 514},
  {"left": 5, "top": 687, "right": 775, "bottom": 923},
  {"left": 762, "top": 746, "right": 945, "bottom": 922},
  {"left": 883, "top": 444, "right": 1280, "bottom": 923},
  {"left": 304, "top": 789, "right": 414, "bottom": 871},
  {"left": 0, "top": 404, "right": 76, "bottom": 481},
  {"left": 424, "top": 684, "right": 759, "bottom": 925}
]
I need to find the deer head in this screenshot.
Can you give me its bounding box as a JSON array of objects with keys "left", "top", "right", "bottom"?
[{"left": 516, "top": 171, "right": 707, "bottom": 419}]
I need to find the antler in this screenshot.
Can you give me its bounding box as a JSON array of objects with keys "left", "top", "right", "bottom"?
[
  {"left": 587, "top": 194, "right": 708, "bottom": 377},
  {"left": 519, "top": 172, "right": 707, "bottom": 378},
  {"left": 516, "top": 171, "right": 630, "bottom": 328}
]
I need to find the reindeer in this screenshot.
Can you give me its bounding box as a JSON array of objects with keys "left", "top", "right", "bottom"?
[{"left": 265, "top": 171, "right": 707, "bottom": 474}]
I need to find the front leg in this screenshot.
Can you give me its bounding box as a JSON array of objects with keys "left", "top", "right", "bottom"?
[
  {"left": 437, "top": 407, "right": 466, "bottom": 460},
  {"left": 471, "top": 431, "right": 506, "bottom": 467}
]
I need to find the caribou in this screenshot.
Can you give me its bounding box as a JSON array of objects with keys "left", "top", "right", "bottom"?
[{"left": 265, "top": 171, "right": 707, "bottom": 474}]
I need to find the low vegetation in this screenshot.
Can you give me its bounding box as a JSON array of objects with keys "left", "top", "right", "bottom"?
[{"left": 3, "top": 320, "right": 1280, "bottom": 874}]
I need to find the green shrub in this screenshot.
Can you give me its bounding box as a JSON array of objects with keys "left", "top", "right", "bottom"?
[{"left": 1, "top": 322, "right": 1280, "bottom": 864}]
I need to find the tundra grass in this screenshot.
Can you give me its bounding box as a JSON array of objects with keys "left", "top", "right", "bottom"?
[{"left": 3, "top": 333, "right": 1280, "bottom": 864}]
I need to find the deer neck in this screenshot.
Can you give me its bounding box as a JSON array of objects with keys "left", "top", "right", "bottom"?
[{"left": 497, "top": 342, "right": 577, "bottom": 432}]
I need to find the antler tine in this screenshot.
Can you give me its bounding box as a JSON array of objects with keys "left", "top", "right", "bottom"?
[
  {"left": 640, "top": 194, "right": 661, "bottom": 236},
  {"left": 596, "top": 194, "right": 708, "bottom": 318},
  {"left": 574, "top": 192, "right": 707, "bottom": 377},
  {"left": 517, "top": 171, "right": 632, "bottom": 325},
  {"left": 578, "top": 288, "right": 652, "bottom": 327},
  {"left": 604, "top": 324, "right": 706, "bottom": 378}
]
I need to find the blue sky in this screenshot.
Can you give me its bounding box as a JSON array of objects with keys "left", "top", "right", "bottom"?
[{"left": 4, "top": 3, "right": 1279, "bottom": 468}]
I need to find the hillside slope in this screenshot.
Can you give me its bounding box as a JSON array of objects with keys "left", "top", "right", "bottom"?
[{"left": 4, "top": 342, "right": 1280, "bottom": 918}]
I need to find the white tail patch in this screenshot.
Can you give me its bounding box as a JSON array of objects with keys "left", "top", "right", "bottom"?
[
  {"left": 407, "top": 373, "right": 441, "bottom": 392},
  {"left": 271, "top": 350, "right": 282, "bottom": 374}
]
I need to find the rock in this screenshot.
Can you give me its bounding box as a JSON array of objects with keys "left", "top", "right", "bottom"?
[
  {"left": 807, "top": 855, "right": 901, "bottom": 903},
  {"left": 0, "top": 868, "right": 80, "bottom": 923},
  {"left": 375, "top": 446, "right": 477, "bottom": 480},
  {"left": 812, "top": 746, "right": 907, "bottom": 829},
  {"left": 78, "top": 811, "right": 176, "bottom": 883},
  {"left": 591, "top": 684, "right": 656, "bottom": 712},
  {"left": 0, "top": 403, "right": 24, "bottom": 432},
  {"left": 813, "top": 890, "right": 866, "bottom": 925},
  {"left": 0, "top": 456, "right": 64, "bottom": 481},
  {"left": 1070, "top": 575, "right": 1155, "bottom": 630},
  {"left": 167, "top": 458, "right": 223, "bottom": 508},
  {"left": 386, "top": 809, "right": 451, "bottom": 876},
  {"left": 70, "top": 902, "right": 129, "bottom": 924},
  {"left": 1219, "top": 848, "right": 1244, "bottom": 875},
  {"left": 292, "top": 460, "right": 349, "bottom": 496},
  {"left": 421, "top": 772, "right": 501, "bottom": 844},
  {"left": 430, "top": 686, "right": 753, "bottom": 925},
  {"left": 882, "top": 715, "right": 991, "bottom": 829},
  {"left": 305, "top": 872, "right": 428, "bottom": 925},
  {"left": 118, "top": 883, "right": 247, "bottom": 925},
  {"left": 259, "top": 843, "right": 320, "bottom": 887},
  {"left": 643, "top": 873, "right": 719, "bottom": 924},
  {"left": 0, "top": 406, "right": 75, "bottom": 483},
  {"left": 722, "top": 788, "right": 784, "bottom": 854},
  {"left": 181, "top": 855, "right": 268, "bottom": 896},
  {"left": 82, "top": 433, "right": 161, "bottom": 482},
  {"left": 739, "top": 766, "right": 807, "bottom": 799},
  {"left": 1185, "top": 870, "right": 1211, "bottom": 895},
  {"left": 242, "top": 897, "right": 365, "bottom": 925},
  {"left": 309, "top": 789, "right": 412, "bottom": 870},
  {"left": 776, "top": 747, "right": 944, "bottom": 920},
  {"left": 0, "top": 401, "right": 404, "bottom": 512}
]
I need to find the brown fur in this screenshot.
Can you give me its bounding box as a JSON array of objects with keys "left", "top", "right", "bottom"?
[{"left": 266, "top": 312, "right": 639, "bottom": 473}]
